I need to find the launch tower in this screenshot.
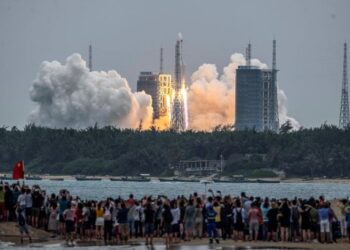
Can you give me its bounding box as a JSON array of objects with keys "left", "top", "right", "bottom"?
[
  {"left": 171, "top": 35, "right": 187, "bottom": 131},
  {"left": 339, "top": 42, "right": 349, "bottom": 128}
]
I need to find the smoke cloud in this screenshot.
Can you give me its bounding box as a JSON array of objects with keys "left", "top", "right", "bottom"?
[
  {"left": 29, "top": 54, "right": 153, "bottom": 129},
  {"left": 188, "top": 53, "right": 299, "bottom": 131},
  {"left": 278, "top": 89, "right": 301, "bottom": 129}
]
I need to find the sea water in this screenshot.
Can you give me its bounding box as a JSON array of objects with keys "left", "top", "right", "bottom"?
[{"left": 4, "top": 180, "right": 350, "bottom": 200}]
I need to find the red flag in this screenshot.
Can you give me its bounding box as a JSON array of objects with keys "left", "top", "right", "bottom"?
[{"left": 12, "top": 161, "right": 24, "bottom": 180}]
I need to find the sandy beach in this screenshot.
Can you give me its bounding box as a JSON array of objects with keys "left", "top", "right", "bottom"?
[{"left": 0, "top": 222, "right": 349, "bottom": 250}]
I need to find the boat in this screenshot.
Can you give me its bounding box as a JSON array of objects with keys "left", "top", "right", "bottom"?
[
  {"left": 26, "top": 175, "right": 42, "bottom": 180},
  {"left": 120, "top": 176, "right": 150, "bottom": 182},
  {"left": 49, "top": 178, "right": 64, "bottom": 181},
  {"left": 173, "top": 177, "right": 198, "bottom": 182},
  {"left": 158, "top": 177, "right": 175, "bottom": 182},
  {"left": 75, "top": 175, "right": 101, "bottom": 181},
  {"left": 200, "top": 179, "right": 213, "bottom": 184},
  {"left": 256, "top": 179, "right": 280, "bottom": 184},
  {"left": 0, "top": 175, "right": 12, "bottom": 180},
  {"left": 110, "top": 177, "right": 122, "bottom": 181}
]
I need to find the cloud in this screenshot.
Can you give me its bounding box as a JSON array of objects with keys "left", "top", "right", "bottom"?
[
  {"left": 187, "top": 53, "right": 299, "bottom": 131},
  {"left": 29, "top": 54, "right": 153, "bottom": 129}
]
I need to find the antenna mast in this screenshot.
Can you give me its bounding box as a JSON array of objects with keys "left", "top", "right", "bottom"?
[
  {"left": 160, "top": 47, "right": 164, "bottom": 74},
  {"left": 246, "top": 43, "right": 251, "bottom": 67},
  {"left": 88, "top": 44, "right": 92, "bottom": 72}
]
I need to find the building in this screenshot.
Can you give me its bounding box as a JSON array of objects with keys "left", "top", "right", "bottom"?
[
  {"left": 175, "top": 159, "right": 225, "bottom": 176},
  {"left": 158, "top": 73, "right": 172, "bottom": 117},
  {"left": 137, "top": 72, "right": 172, "bottom": 120},
  {"left": 235, "top": 42, "right": 279, "bottom": 132}
]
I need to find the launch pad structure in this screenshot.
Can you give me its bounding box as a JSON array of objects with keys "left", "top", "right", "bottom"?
[
  {"left": 170, "top": 36, "right": 187, "bottom": 132},
  {"left": 339, "top": 42, "right": 349, "bottom": 128}
]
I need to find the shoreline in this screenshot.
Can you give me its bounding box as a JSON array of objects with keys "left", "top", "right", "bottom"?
[{"left": 1, "top": 173, "right": 350, "bottom": 184}]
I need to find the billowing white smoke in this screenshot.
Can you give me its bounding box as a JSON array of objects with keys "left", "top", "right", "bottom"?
[
  {"left": 278, "top": 89, "right": 301, "bottom": 129},
  {"left": 29, "top": 54, "right": 153, "bottom": 129},
  {"left": 188, "top": 53, "right": 299, "bottom": 131}
]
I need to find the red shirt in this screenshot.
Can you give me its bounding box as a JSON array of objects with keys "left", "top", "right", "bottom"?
[{"left": 75, "top": 208, "right": 83, "bottom": 223}]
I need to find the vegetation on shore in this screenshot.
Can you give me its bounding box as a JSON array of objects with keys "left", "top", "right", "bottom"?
[{"left": 0, "top": 122, "right": 350, "bottom": 177}]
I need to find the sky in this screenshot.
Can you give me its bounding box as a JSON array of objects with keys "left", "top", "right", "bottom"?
[{"left": 0, "top": 0, "right": 349, "bottom": 129}]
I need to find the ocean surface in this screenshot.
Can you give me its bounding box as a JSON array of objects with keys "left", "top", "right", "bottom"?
[{"left": 3, "top": 179, "right": 350, "bottom": 200}]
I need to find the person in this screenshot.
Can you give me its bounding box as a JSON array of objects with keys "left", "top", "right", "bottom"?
[
  {"left": 260, "top": 198, "right": 270, "bottom": 241},
  {"left": 103, "top": 200, "right": 114, "bottom": 244},
  {"left": 11, "top": 185, "right": 21, "bottom": 220},
  {"left": 338, "top": 199, "right": 348, "bottom": 238},
  {"left": 144, "top": 198, "right": 155, "bottom": 245},
  {"left": 58, "top": 191, "right": 69, "bottom": 236},
  {"left": 162, "top": 202, "right": 173, "bottom": 247},
  {"left": 25, "top": 188, "right": 33, "bottom": 225},
  {"left": 221, "top": 196, "right": 232, "bottom": 240},
  {"left": 127, "top": 202, "right": 136, "bottom": 238},
  {"left": 291, "top": 199, "right": 300, "bottom": 241},
  {"left": 193, "top": 198, "right": 203, "bottom": 239},
  {"left": 300, "top": 202, "right": 311, "bottom": 242},
  {"left": 184, "top": 199, "right": 195, "bottom": 240},
  {"left": 89, "top": 202, "right": 96, "bottom": 240},
  {"left": 17, "top": 207, "right": 32, "bottom": 244},
  {"left": 248, "top": 201, "right": 261, "bottom": 241},
  {"left": 31, "top": 188, "right": 43, "bottom": 228},
  {"left": 95, "top": 202, "right": 104, "bottom": 239},
  {"left": 82, "top": 202, "right": 91, "bottom": 240},
  {"left": 233, "top": 199, "right": 245, "bottom": 241},
  {"left": 134, "top": 201, "right": 143, "bottom": 238},
  {"left": 117, "top": 201, "right": 129, "bottom": 244},
  {"left": 154, "top": 200, "right": 163, "bottom": 237},
  {"left": 63, "top": 203, "right": 76, "bottom": 246},
  {"left": 279, "top": 199, "right": 291, "bottom": 242},
  {"left": 345, "top": 199, "right": 350, "bottom": 243},
  {"left": 0, "top": 186, "right": 4, "bottom": 222},
  {"left": 75, "top": 202, "right": 84, "bottom": 239},
  {"left": 170, "top": 200, "right": 180, "bottom": 243},
  {"left": 267, "top": 201, "right": 278, "bottom": 241},
  {"left": 206, "top": 197, "right": 219, "bottom": 244},
  {"left": 318, "top": 203, "right": 331, "bottom": 243},
  {"left": 309, "top": 201, "right": 320, "bottom": 242},
  {"left": 48, "top": 202, "right": 58, "bottom": 235},
  {"left": 213, "top": 200, "right": 222, "bottom": 238}
]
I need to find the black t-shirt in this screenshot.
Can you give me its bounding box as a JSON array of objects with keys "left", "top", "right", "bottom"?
[
  {"left": 32, "top": 193, "right": 43, "bottom": 208},
  {"left": 163, "top": 209, "right": 173, "bottom": 224},
  {"left": 267, "top": 208, "right": 278, "bottom": 225},
  {"left": 144, "top": 207, "right": 155, "bottom": 223}
]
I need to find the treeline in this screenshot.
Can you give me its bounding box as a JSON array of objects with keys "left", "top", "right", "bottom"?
[{"left": 0, "top": 123, "right": 350, "bottom": 177}]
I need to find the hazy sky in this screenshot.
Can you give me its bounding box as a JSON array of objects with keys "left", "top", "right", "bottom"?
[{"left": 0, "top": 0, "right": 349, "bottom": 128}]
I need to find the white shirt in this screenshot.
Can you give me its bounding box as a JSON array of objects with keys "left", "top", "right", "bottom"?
[
  {"left": 171, "top": 208, "right": 180, "bottom": 225},
  {"left": 25, "top": 193, "right": 33, "bottom": 208},
  {"left": 18, "top": 194, "right": 26, "bottom": 207}
]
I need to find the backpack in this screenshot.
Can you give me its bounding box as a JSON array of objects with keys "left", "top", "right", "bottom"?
[
  {"left": 292, "top": 206, "right": 299, "bottom": 221},
  {"left": 236, "top": 208, "right": 243, "bottom": 224}
]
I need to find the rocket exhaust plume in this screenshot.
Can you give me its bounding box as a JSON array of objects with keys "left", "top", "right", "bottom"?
[
  {"left": 188, "top": 53, "right": 300, "bottom": 131},
  {"left": 29, "top": 54, "right": 153, "bottom": 129}
]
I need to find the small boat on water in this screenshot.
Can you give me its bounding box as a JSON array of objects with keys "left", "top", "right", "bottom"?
[
  {"left": 75, "top": 175, "right": 101, "bottom": 181},
  {"left": 26, "top": 175, "right": 42, "bottom": 180},
  {"left": 256, "top": 179, "right": 280, "bottom": 184},
  {"left": 120, "top": 176, "right": 150, "bottom": 182},
  {"left": 49, "top": 178, "right": 64, "bottom": 181},
  {"left": 110, "top": 177, "right": 122, "bottom": 181},
  {"left": 159, "top": 177, "right": 198, "bottom": 182},
  {"left": 0, "top": 175, "right": 12, "bottom": 180}
]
